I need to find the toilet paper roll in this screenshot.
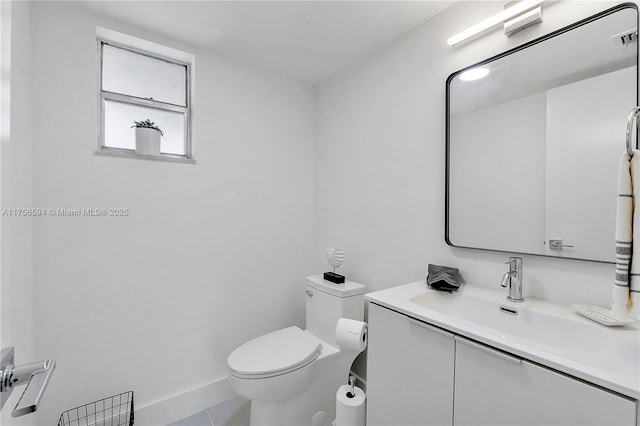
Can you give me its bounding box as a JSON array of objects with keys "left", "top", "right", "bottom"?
[
  {"left": 335, "top": 318, "right": 368, "bottom": 352},
  {"left": 335, "top": 384, "right": 366, "bottom": 426}
]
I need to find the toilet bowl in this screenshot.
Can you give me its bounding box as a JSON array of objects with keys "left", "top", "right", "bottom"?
[
  {"left": 227, "top": 326, "right": 321, "bottom": 402},
  {"left": 226, "top": 275, "right": 366, "bottom": 426}
]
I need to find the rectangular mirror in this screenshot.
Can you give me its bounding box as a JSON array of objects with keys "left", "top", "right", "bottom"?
[{"left": 446, "top": 3, "right": 638, "bottom": 263}]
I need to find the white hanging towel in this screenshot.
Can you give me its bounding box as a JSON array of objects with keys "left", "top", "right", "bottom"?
[{"left": 612, "top": 150, "right": 640, "bottom": 320}]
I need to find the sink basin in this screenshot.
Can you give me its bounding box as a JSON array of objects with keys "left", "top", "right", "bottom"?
[
  {"left": 410, "top": 288, "right": 629, "bottom": 362},
  {"left": 366, "top": 281, "right": 640, "bottom": 399}
]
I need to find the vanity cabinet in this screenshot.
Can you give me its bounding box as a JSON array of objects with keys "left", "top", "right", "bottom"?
[
  {"left": 454, "top": 336, "right": 637, "bottom": 426},
  {"left": 367, "top": 303, "right": 638, "bottom": 426},
  {"left": 367, "top": 303, "right": 455, "bottom": 425}
]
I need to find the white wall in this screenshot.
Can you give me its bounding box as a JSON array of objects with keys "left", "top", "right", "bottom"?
[
  {"left": 28, "top": 2, "right": 315, "bottom": 424},
  {"left": 315, "top": 1, "right": 628, "bottom": 307},
  {"left": 0, "top": 2, "right": 36, "bottom": 424},
  {"left": 4, "top": 0, "right": 635, "bottom": 423}
]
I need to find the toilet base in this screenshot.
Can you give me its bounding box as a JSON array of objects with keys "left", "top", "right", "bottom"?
[{"left": 247, "top": 349, "right": 358, "bottom": 426}]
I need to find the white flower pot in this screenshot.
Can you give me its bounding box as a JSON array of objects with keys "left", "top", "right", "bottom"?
[{"left": 135, "top": 127, "right": 161, "bottom": 156}]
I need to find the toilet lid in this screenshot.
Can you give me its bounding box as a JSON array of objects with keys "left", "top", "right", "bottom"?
[{"left": 227, "top": 326, "right": 321, "bottom": 378}]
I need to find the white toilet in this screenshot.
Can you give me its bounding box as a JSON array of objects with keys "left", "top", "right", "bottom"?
[{"left": 226, "top": 275, "right": 366, "bottom": 426}]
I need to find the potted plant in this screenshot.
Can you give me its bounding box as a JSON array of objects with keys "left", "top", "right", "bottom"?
[{"left": 132, "top": 119, "right": 163, "bottom": 156}]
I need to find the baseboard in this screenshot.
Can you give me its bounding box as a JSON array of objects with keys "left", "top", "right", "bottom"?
[{"left": 134, "top": 376, "right": 236, "bottom": 425}]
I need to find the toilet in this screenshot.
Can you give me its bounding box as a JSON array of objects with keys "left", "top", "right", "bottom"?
[{"left": 226, "top": 275, "right": 366, "bottom": 426}]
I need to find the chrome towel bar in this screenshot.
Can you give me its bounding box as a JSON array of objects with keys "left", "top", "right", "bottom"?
[{"left": 625, "top": 106, "right": 640, "bottom": 157}]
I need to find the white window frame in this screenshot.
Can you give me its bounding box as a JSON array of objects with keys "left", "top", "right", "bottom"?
[{"left": 96, "top": 28, "right": 195, "bottom": 163}]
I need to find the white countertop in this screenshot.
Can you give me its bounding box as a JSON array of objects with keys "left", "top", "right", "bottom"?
[{"left": 366, "top": 281, "right": 640, "bottom": 400}]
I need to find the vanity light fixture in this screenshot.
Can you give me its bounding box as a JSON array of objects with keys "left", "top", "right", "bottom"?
[
  {"left": 459, "top": 67, "right": 490, "bottom": 81},
  {"left": 447, "top": 0, "right": 546, "bottom": 46}
]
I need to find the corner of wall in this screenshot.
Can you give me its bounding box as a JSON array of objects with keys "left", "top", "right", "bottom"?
[{"left": 135, "top": 376, "right": 235, "bottom": 425}]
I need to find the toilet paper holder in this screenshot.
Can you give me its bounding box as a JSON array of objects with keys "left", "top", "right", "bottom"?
[
  {"left": 335, "top": 375, "right": 367, "bottom": 426},
  {"left": 347, "top": 376, "right": 356, "bottom": 398}
]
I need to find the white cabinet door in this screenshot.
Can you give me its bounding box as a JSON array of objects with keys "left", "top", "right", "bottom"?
[
  {"left": 453, "top": 337, "right": 637, "bottom": 426},
  {"left": 367, "top": 303, "right": 455, "bottom": 426}
]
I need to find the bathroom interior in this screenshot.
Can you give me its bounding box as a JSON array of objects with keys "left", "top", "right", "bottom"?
[{"left": 1, "top": 0, "right": 639, "bottom": 425}]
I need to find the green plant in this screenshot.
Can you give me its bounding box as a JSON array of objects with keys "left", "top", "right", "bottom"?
[{"left": 131, "top": 119, "right": 164, "bottom": 136}]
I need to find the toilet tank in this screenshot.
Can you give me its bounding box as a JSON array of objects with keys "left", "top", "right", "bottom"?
[{"left": 305, "top": 275, "right": 365, "bottom": 346}]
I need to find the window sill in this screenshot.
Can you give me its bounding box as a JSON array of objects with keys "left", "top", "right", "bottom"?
[{"left": 94, "top": 148, "right": 196, "bottom": 164}]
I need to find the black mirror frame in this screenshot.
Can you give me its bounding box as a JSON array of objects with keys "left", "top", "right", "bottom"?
[{"left": 445, "top": 3, "right": 639, "bottom": 263}]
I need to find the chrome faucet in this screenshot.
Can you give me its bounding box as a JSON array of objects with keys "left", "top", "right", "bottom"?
[{"left": 500, "top": 257, "right": 524, "bottom": 303}]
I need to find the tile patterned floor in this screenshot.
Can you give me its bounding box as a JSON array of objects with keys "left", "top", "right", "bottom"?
[{"left": 167, "top": 397, "right": 250, "bottom": 426}]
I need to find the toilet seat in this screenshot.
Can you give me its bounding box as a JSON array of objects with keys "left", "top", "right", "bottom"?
[{"left": 227, "top": 326, "right": 321, "bottom": 379}]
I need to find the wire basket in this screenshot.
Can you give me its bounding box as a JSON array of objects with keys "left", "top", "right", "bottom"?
[{"left": 58, "top": 391, "right": 134, "bottom": 426}]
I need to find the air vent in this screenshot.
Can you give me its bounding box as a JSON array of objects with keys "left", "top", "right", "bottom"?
[{"left": 610, "top": 28, "right": 638, "bottom": 50}]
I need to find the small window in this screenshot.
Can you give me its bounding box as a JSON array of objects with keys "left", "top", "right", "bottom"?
[{"left": 98, "top": 40, "right": 192, "bottom": 159}]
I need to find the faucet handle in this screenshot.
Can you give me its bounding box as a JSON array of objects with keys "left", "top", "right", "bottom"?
[{"left": 505, "top": 257, "right": 522, "bottom": 266}]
